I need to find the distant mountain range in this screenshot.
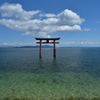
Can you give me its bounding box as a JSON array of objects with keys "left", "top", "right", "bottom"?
[
  {"left": 13, "top": 45, "right": 53, "bottom": 48},
  {"left": 0, "top": 45, "right": 96, "bottom": 48},
  {"left": 0, "top": 45, "right": 53, "bottom": 48}
]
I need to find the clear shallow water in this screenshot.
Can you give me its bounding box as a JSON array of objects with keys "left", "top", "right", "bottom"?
[{"left": 0, "top": 47, "right": 100, "bottom": 100}]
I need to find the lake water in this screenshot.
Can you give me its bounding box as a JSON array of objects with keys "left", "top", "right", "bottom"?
[{"left": 0, "top": 47, "right": 100, "bottom": 100}]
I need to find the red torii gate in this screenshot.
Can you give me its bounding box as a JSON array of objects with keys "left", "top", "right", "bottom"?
[{"left": 35, "top": 38, "right": 60, "bottom": 58}]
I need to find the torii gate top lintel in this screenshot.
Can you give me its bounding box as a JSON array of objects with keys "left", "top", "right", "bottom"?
[
  {"left": 35, "top": 37, "right": 60, "bottom": 40},
  {"left": 35, "top": 37, "right": 60, "bottom": 44},
  {"left": 35, "top": 37, "right": 60, "bottom": 58}
]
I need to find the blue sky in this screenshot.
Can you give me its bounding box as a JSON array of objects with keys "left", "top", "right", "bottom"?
[{"left": 0, "top": 0, "right": 100, "bottom": 47}]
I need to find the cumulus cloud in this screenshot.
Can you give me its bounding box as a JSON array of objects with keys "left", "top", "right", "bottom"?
[
  {"left": 0, "top": 3, "right": 40, "bottom": 20},
  {"left": 39, "top": 13, "right": 56, "bottom": 17},
  {"left": 0, "top": 3, "right": 85, "bottom": 37},
  {"left": 58, "top": 9, "right": 84, "bottom": 25}
]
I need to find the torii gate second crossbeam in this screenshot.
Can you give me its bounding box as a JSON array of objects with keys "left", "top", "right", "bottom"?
[{"left": 35, "top": 38, "right": 60, "bottom": 58}]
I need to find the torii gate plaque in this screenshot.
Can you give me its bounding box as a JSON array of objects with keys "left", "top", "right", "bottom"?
[{"left": 35, "top": 38, "right": 60, "bottom": 58}]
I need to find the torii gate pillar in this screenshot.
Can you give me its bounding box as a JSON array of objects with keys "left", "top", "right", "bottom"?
[{"left": 35, "top": 38, "right": 60, "bottom": 58}]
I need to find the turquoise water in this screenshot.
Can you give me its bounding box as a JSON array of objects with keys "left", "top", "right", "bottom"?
[{"left": 0, "top": 47, "right": 100, "bottom": 100}]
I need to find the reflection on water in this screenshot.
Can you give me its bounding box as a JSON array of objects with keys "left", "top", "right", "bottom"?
[
  {"left": 0, "top": 48, "right": 100, "bottom": 99},
  {"left": 34, "top": 58, "right": 59, "bottom": 73}
]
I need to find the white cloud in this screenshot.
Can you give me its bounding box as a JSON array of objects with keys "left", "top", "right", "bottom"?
[
  {"left": 0, "top": 3, "right": 40, "bottom": 20},
  {"left": 83, "top": 28, "right": 91, "bottom": 31},
  {"left": 0, "top": 3, "right": 85, "bottom": 37},
  {"left": 65, "top": 41, "right": 100, "bottom": 46},
  {"left": 39, "top": 13, "right": 56, "bottom": 17},
  {"left": 58, "top": 9, "right": 85, "bottom": 25},
  {"left": 2, "top": 42, "right": 36, "bottom": 46},
  {"left": 3, "top": 43, "right": 7, "bottom": 45}
]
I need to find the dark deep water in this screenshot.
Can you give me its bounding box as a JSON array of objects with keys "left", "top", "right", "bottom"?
[{"left": 0, "top": 47, "right": 100, "bottom": 100}]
